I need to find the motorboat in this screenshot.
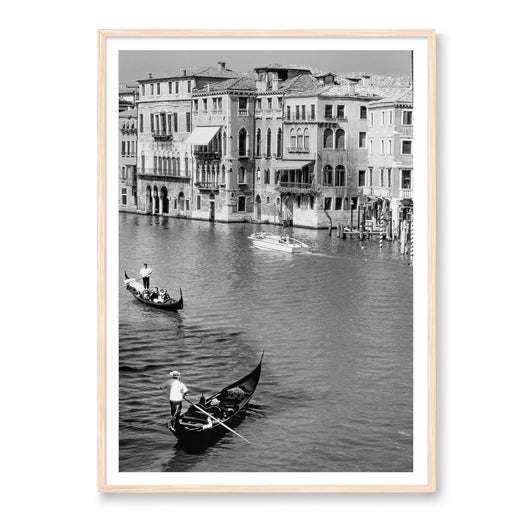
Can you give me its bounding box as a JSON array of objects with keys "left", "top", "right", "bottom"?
[{"left": 248, "top": 232, "right": 310, "bottom": 253}]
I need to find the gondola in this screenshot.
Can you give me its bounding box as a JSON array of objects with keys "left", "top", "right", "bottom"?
[
  {"left": 172, "top": 353, "right": 263, "bottom": 446},
  {"left": 124, "top": 271, "right": 183, "bottom": 311}
]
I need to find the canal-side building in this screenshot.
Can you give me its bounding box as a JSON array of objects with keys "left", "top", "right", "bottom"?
[
  {"left": 277, "top": 83, "right": 377, "bottom": 228},
  {"left": 188, "top": 75, "right": 257, "bottom": 222},
  {"left": 119, "top": 83, "right": 138, "bottom": 112},
  {"left": 126, "top": 62, "right": 413, "bottom": 229},
  {"left": 252, "top": 65, "right": 321, "bottom": 225},
  {"left": 135, "top": 64, "right": 238, "bottom": 217},
  {"left": 366, "top": 89, "right": 413, "bottom": 236},
  {"left": 119, "top": 107, "right": 138, "bottom": 211}
]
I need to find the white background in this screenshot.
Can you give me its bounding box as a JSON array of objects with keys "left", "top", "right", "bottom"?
[{"left": 1, "top": 0, "right": 519, "bottom": 517}]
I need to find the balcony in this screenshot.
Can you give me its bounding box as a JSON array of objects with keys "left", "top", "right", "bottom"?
[
  {"left": 193, "top": 149, "right": 221, "bottom": 160},
  {"left": 195, "top": 181, "right": 220, "bottom": 192},
  {"left": 361, "top": 186, "right": 373, "bottom": 196},
  {"left": 288, "top": 147, "right": 310, "bottom": 154},
  {"left": 276, "top": 182, "right": 319, "bottom": 195},
  {"left": 238, "top": 109, "right": 249, "bottom": 117},
  {"left": 151, "top": 129, "right": 173, "bottom": 141},
  {"left": 137, "top": 168, "right": 190, "bottom": 182},
  {"left": 373, "top": 187, "right": 390, "bottom": 197},
  {"left": 400, "top": 188, "right": 413, "bottom": 199}
]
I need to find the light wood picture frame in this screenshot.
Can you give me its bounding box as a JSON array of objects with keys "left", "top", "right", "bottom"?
[{"left": 98, "top": 29, "right": 435, "bottom": 492}]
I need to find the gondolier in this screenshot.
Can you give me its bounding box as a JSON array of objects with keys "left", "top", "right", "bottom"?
[
  {"left": 139, "top": 263, "right": 152, "bottom": 289},
  {"left": 160, "top": 370, "right": 188, "bottom": 430}
]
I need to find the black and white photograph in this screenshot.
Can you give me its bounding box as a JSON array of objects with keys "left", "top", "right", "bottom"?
[{"left": 116, "top": 46, "right": 421, "bottom": 476}]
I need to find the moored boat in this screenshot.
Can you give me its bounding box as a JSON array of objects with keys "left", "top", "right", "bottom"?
[
  {"left": 248, "top": 232, "right": 310, "bottom": 253},
  {"left": 124, "top": 271, "right": 183, "bottom": 311},
  {"left": 172, "top": 353, "right": 263, "bottom": 447}
]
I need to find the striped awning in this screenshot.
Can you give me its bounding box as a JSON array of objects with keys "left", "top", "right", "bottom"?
[{"left": 184, "top": 126, "right": 221, "bottom": 145}]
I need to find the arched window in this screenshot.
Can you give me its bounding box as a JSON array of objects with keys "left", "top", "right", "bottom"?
[
  {"left": 335, "top": 129, "right": 345, "bottom": 149},
  {"left": 277, "top": 128, "right": 282, "bottom": 158},
  {"left": 323, "top": 129, "right": 334, "bottom": 148},
  {"left": 266, "top": 129, "right": 272, "bottom": 157},
  {"left": 297, "top": 129, "right": 303, "bottom": 149},
  {"left": 153, "top": 155, "right": 157, "bottom": 172},
  {"left": 223, "top": 132, "right": 227, "bottom": 156},
  {"left": 217, "top": 132, "right": 222, "bottom": 155},
  {"left": 141, "top": 153, "right": 145, "bottom": 172},
  {"left": 176, "top": 157, "right": 181, "bottom": 174},
  {"left": 256, "top": 129, "right": 262, "bottom": 156},
  {"left": 221, "top": 164, "right": 226, "bottom": 184},
  {"left": 264, "top": 168, "right": 270, "bottom": 184},
  {"left": 335, "top": 165, "right": 346, "bottom": 186},
  {"left": 290, "top": 129, "right": 296, "bottom": 149},
  {"left": 323, "top": 165, "right": 333, "bottom": 186},
  {"left": 185, "top": 155, "right": 189, "bottom": 176},
  {"left": 304, "top": 128, "right": 309, "bottom": 150},
  {"left": 238, "top": 128, "right": 248, "bottom": 156}
]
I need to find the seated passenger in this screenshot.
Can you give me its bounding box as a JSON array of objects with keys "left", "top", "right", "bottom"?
[
  {"left": 157, "top": 288, "right": 166, "bottom": 303},
  {"left": 150, "top": 287, "right": 159, "bottom": 301},
  {"left": 142, "top": 289, "right": 151, "bottom": 300},
  {"left": 201, "top": 416, "right": 213, "bottom": 430},
  {"left": 163, "top": 290, "right": 170, "bottom": 302}
]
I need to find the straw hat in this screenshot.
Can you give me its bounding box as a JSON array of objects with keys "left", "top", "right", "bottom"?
[{"left": 169, "top": 370, "right": 180, "bottom": 378}]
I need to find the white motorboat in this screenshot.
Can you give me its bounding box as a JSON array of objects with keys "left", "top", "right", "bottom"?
[{"left": 248, "top": 232, "right": 310, "bottom": 253}]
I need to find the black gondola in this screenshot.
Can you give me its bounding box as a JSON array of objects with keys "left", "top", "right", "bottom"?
[
  {"left": 172, "top": 353, "right": 263, "bottom": 446},
  {"left": 124, "top": 271, "right": 183, "bottom": 311}
]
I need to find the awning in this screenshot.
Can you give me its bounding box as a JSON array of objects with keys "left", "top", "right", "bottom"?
[
  {"left": 274, "top": 160, "right": 314, "bottom": 170},
  {"left": 184, "top": 126, "right": 221, "bottom": 146}
]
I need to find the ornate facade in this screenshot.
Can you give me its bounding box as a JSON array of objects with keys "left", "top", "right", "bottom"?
[{"left": 127, "top": 63, "right": 413, "bottom": 229}]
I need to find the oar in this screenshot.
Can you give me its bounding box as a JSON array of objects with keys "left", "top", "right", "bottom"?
[
  {"left": 121, "top": 274, "right": 145, "bottom": 289},
  {"left": 183, "top": 397, "right": 251, "bottom": 445}
]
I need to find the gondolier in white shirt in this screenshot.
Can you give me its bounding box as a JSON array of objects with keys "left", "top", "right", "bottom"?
[
  {"left": 139, "top": 263, "right": 152, "bottom": 290},
  {"left": 160, "top": 370, "right": 188, "bottom": 430}
]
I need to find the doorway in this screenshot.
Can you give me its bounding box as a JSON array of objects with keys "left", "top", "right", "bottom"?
[{"left": 254, "top": 194, "right": 262, "bottom": 220}]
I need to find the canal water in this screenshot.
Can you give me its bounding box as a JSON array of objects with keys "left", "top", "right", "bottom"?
[{"left": 119, "top": 213, "right": 413, "bottom": 472}]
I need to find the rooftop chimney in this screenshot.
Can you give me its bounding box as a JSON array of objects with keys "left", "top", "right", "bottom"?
[
  {"left": 218, "top": 61, "right": 226, "bottom": 71},
  {"left": 181, "top": 69, "right": 186, "bottom": 76},
  {"left": 146, "top": 72, "right": 153, "bottom": 79}
]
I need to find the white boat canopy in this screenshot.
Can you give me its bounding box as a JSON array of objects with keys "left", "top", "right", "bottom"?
[
  {"left": 274, "top": 160, "right": 314, "bottom": 170},
  {"left": 184, "top": 126, "right": 221, "bottom": 145}
]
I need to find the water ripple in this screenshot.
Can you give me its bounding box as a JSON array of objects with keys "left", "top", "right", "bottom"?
[{"left": 119, "top": 214, "right": 413, "bottom": 472}]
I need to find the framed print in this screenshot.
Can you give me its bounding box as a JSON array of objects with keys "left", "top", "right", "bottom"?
[{"left": 98, "top": 29, "right": 436, "bottom": 492}]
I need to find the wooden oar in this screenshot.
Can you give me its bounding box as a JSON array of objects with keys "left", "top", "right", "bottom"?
[{"left": 183, "top": 397, "right": 251, "bottom": 445}]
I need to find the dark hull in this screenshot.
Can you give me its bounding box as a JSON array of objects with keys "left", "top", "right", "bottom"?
[
  {"left": 173, "top": 354, "right": 263, "bottom": 447},
  {"left": 127, "top": 285, "right": 183, "bottom": 311}
]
